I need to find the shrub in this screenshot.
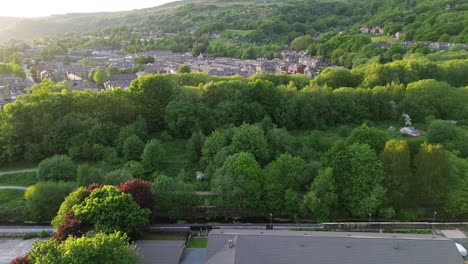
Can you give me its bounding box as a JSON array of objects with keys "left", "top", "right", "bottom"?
[
  {"left": 141, "top": 139, "right": 165, "bottom": 173},
  {"left": 103, "top": 169, "right": 133, "bottom": 186},
  {"left": 52, "top": 211, "right": 91, "bottom": 242},
  {"left": 73, "top": 186, "right": 150, "bottom": 237},
  {"left": 76, "top": 164, "right": 103, "bottom": 186},
  {"left": 25, "top": 182, "right": 76, "bottom": 222},
  {"left": 117, "top": 179, "right": 155, "bottom": 210},
  {"left": 9, "top": 254, "right": 28, "bottom": 264},
  {"left": 37, "top": 155, "right": 76, "bottom": 182},
  {"left": 123, "top": 135, "right": 145, "bottom": 161},
  {"left": 52, "top": 187, "right": 88, "bottom": 228},
  {"left": 427, "top": 119, "right": 458, "bottom": 144}
]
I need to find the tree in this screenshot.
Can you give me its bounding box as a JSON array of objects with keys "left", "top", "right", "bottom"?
[
  {"left": 264, "top": 154, "right": 311, "bottom": 216},
  {"left": 117, "top": 179, "right": 155, "bottom": 210},
  {"left": 346, "top": 124, "right": 389, "bottom": 154},
  {"left": 76, "top": 164, "right": 103, "bottom": 186},
  {"left": 211, "top": 152, "right": 263, "bottom": 209},
  {"left": 201, "top": 130, "right": 227, "bottom": 165},
  {"left": 413, "top": 142, "right": 451, "bottom": 206},
  {"left": 73, "top": 186, "right": 150, "bottom": 237},
  {"left": 141, "top": 139, "right": 165, "bottom": 173},
  {"left": 381, "top": 140, "right": 411, "bottom": 207},
  {"left": 29, "top": 232, "right": 141, "bottom": 264},
  {"left": 177, "top": 65, "right": 191, "bottom": 73},
  {"left": 133, "top": 55, "right": 155, "bottom": 64},
  {"left": 25, "top": 182, "right": 76, "bottom": 222},
  {"left": 52, "top": 187, "right": 88, "bottom": 228},
  {"left": 153, "top": 175, "right": 199, "bottom": 220},
  {"left": 103, "top": 169, "right": 133, "bottom": 186},
  {"left": 291, "top": 35, "right": 313, "bottom": 51},
  {"left": 187, "top": 130, "right": 205, "bottom": 163},
  {"left": 302, "top": 168, "right": 337, "bottom": 222},
  {"left": 314, "top": 68, "right": 361, "bottom": 89},
  {"left": 123, "top": 135, "right": 145, "bottom": 161},
  {"left": 444, "top": 173, "right": 468, "bottom": 218},
  {"left": 92, "top": 69, "right": 108, "bottom": 86},
  {"left": 230, "top": 124, "right": 269, "bottom": 163},
  {"left": 427, "top": 119, "right": 458, "bottom": 144},
  {"left": 37, "top": 155, "right": 77, "bottom": 182},
  {"left": 323, "top": 141, "right": 385, "bottom": 217},
  {"left": 129, "top": 74, "right": 175, "bottom": 131}
]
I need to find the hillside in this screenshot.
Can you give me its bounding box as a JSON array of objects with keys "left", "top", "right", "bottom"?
[{"left": 0, "top": 0, "right": 466, "bottom": 44}]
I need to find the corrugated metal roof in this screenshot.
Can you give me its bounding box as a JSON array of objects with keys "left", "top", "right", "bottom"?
[{"left": 205, "top": 230, "right": 463, "bottom": 264}]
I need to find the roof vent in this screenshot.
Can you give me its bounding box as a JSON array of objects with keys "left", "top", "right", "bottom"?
[
  {"left": 228, "top": 239, "right": 235, "bottom": 248},
  {"left": 393, "top": 242, "right": 399, "bottom": 250}
]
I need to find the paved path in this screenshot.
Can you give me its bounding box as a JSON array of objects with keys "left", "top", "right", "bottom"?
[
  {"left": 0, "top": 186, "right": 27, "bottom": 190},
  {"left": 0, "top": 226, "right": 54, "bottom": 235},
  {"left": 0, "top": 169, "right": 37, "bottom": 176}
]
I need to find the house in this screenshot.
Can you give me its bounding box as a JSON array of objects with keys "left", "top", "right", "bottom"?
[
  {"left": 104, "top": 74, "right": 138, "bottom": 90},
  {"left": 136, "top": 240, "right": 185, "bottom": 264},
  {"left": 205, "top": 229, "right": 464, "bottom": 264}
]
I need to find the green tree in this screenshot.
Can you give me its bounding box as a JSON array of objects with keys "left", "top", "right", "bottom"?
[
  {"left": 187, "top": 130, "right": 205, "bottom": 163},
  {"left": 346, "top": 124, "right": 389, "bottom": 154},
  {"left": 103, "top": 169, "right": 133, "bottom": 186},
  {"left": 291, "top": 35, "right": 313, "bottom": 51},
  {"left": 37, "top": 155, "right": 77, "bottom": 182},
  {"left": 426, "top": 120, "right": 458, "bottom": 144},
  {"left": 211, "top": 152, "right": 263, "bottom": 209},
  {"left": 413, "top": 142, "right": 451, "bottom": 206},
  {"left": 230, "top": 124, "right": 269, "bottom": 163},
  {"left": 381, "top": 140, "right": 411, "bottom": 207},
  {"left": 52, "top": 187, "right": 88, "bottom": 228},
  {"left": 177, "top": 65, "right": 191, "bottom": 73},
  {"left": 444, "top": 173, "right": 468, "bottom": 218},
  {"left": 29, "top": 232, "right": 141, "bottom": 264},
  {"left": 302, "top": 167, "right": 337, "bottom": 222},
  {"left": 76, "top": 164, "right": 103, "bottom": 186},
  {"left": 25, "top": 182, "right": 76, "bottom": 222},
  {"left": 92, "top": 69, "right": 108, "bottom": 86},
  {"left": 141, "top": 139, "right": 165, "bottom": 173},
  {"left": 123, "top": 135, "right": 145, "bottom": 161},
  {"left": 73, "top": 186, "right": 150, "bottom": 236},
  {"left": 323, "top": 141, "right": 385, "bottom": 217}
]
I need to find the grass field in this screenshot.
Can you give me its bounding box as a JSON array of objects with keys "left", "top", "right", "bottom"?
[
  {"left": 0, "top": 161, "right": 38, "bottom": 172},
  {"left": 371, "top": 35, "right": 396, "bottom": 43},
  {"left": 0, "top": 172, "right": 37, "bottom": 187},
  {"left": 0, "top": 189, "right": 25, "bottom": 209},
  {"left": 188, "top": 237, "right": 208, "bottom": 248}
]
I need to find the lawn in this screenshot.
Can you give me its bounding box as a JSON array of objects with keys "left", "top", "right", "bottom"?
[
  {"left": 0, "top": 172, "right": 37, "bottom": 187},
  {"left": 188, "top": 237, "right": 208, "bottom": 248},
  {"left": 139, "top": 232, "right": 187, "bottom": 241},
  {"left": 0, "top": 189, "right": 26, "bottom": 209},
  {"left": 371, "top": 35, "right": 396, "bottom": 43},
  {"left": 0, "top": 161, "right": 38, "bottom": 172}
]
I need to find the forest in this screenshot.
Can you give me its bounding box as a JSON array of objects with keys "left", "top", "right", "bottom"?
[{"left": 0, "top": 50, "right": 467, "bottom": 225}]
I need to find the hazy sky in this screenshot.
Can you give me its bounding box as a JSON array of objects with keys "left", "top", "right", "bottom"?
[{"left": 0, "top": 0, "right": 178, "bottom": 17}]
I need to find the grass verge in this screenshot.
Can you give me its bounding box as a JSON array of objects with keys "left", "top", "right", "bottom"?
[
  {"left": 188, "top": 237, "right": 208, "bottom": 248},
  {"left": 0, "top": 172, "right": 37, "bottom": 186},
  {"left": 0, "top": 189, "right": 26, "bottom": 209}
]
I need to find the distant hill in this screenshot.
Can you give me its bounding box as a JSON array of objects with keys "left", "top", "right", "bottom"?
[{"left": 0, "top": 0, "right": 466, "bottom": 44}]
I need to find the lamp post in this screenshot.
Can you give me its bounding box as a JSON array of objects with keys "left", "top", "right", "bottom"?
[
  {"left": 368, "top": 213, "right": 372, "bottom": 230},
  {"left": 432, "top": 212, "right": 437, "bottom": 230},
  {"left": 270, "top": 213, "right": 272, "bottom": 227}
]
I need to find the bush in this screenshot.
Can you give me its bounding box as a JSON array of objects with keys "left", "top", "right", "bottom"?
[
  {"left": 73, "top": 186, "right": 150, "bottom": 237},
  {"left": 427, "top": 119, "right": 458, "bottom": 144},
  {"left": 52, "top": 211, "right": 91, "bottom": 242},
  {"left": 9, "top": 254, "right": 28, "bottom": 264},
  {"left": 29, "top": 232, "right": 141, "bottom": 264},
  {"left": 103, "top": 169, "right": 133, "bottom": 185},
  {"left": 76, "top": 164, "right": 103, "bottom": 186},
  {"left": 52, "top": 187, "right": 88, "bottom": 228},
  {"left": 123, "top": 135, "right": 145, "bottom": 161},
  {"left": 141, "top": 139, "right": 165, "bottom": 173},
  {"left": 37, "top": 155, "right": 76, "bottom": 182},
  {"left": 25, "top": 182, "right": 76, "bottom": 222},
  {"left": 117, "top": 179, "right": 155, "bottom": 210},
  {"left": 123, "top": 161, "right": 146, "bottom": 179}
]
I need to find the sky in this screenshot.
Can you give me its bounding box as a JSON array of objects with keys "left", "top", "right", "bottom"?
[{"left": 0, "top": 0, "right": 178, "bottom": 17}]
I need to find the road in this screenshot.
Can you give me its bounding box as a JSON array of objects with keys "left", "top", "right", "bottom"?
[
  {"left": 0, "top": 186, "right": 27, "bottom": 190},
  {"left": 0, "top": 169, "right": 37, "bottom": 176}
]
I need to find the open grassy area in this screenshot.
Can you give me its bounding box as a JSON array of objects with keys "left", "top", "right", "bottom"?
[
  {"left": 188, "top": 237, "right": 208, "bottom": 248},
  {"left": 0, "top": 172, "right": 37, "bottom": 187},
  {"left": 371, "top": 35, "right": 396, "bottom": 43},
  {"left": 139, "top": 232, "right": 186, "bottom": 241},
  {"left": 0, "top": 189, "right": 26, "bottom": 209}
]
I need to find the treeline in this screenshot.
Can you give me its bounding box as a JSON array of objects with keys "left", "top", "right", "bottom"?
[{"left": 0, "top": 54, "right": 467, "bottom": 221}]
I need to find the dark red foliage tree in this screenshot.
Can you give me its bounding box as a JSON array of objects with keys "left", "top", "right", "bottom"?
[
  {"left": 52, "top": 211, "right": 91, "bottom": 242},
  {"left": 117, "top": 179, "right": 155, "bottom": 210},
  {"left": 85, "top": 183, "right": 103, "bottom": 193},
  {"left": 9, "top": 254, "right": 29, "bottom": 264}
]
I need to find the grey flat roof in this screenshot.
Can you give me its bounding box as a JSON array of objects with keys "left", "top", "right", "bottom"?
[
  {"left": 206, "top": 230, "right": 463, "bottom": 264},
  {"left": 136, "top": 240, "right": 185, "bottom": 264}
]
